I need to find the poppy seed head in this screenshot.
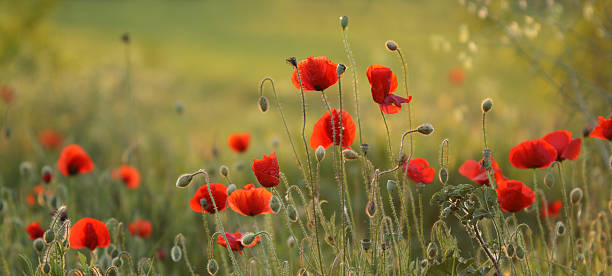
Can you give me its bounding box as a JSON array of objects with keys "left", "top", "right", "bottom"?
[
  {"left": 385, "top": 40, "right": 398, "bottom": 51},
  {"left": 570, "top": 188, "right": 583, "bottom": 205},
  {"left": 315, "top": 146, "right": 325, "bottom": 162},
  {"left": 340, "top": 16, "right": 349, "bottom": 29}
]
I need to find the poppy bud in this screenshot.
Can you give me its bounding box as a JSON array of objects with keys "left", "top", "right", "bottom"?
[
  {"left": 42, "top": 263, "right": 51, "bottom": 274},
  {"left": 287, "top": 236, "right": 296, "bottom": 248},
  {"left": 227, "top": 184, "right": 237, "bottom": 196},
  {"left": 121, "top": 32, "right": 130, "bottom": 44},
  {"left": 570, "top": 188, "right": 583, "bottom": 205},
  {"left": 342, "top": 149, "right": 359, "bottom": 160},
  {"left": 286, "top": 57, "right": 298, "bottom": 67},
  {"left": 427, "top": 242, "right": 438, "bottom": 259},
  {"left": 269, "top": 196, "right": 281, "bottom": 213},
  {"left": 361, "top": 239, "right": 371, "bottom": 251},
  {"left": 417, "top": 124, "right": 434, "bottom": 135},
  {"left": 365, "top": 200, "right": 376, "bottom": 218},
  {"left": 112, "top": 257, "right": 123, "bottom": 267},
  {"left": 175, "top": 101, "right": 184, "bottom": 114},
  {"left": 219, "top": 165, "right": 229, "bottom": 177},
  {"left": 41, "top": 166, "right": 53, "bottom": 184},
  {"left": 481, "top": 98, "right": 493, "bottom": 113},
  {"left": 106, "top": 244, "right": 116, "bottom": 256},
  {"left": 315, "top": 145, "right": 325, "bottom": 162},
  {"left": 543, "top": 171, "right": 555, "bottom": 189},
  {"left": 515, "top": 245, "right": 525, "bottom": 259},
  {"left": 420, "top": 259, "right": 428, "bottom": 269},
  {"left": 20, "top": 161, "right": 33, "bottom": 176},
  {"left": 385, "top": 40, "right": 398, "bottom": 51},
  {"left": 171, "top": 245, "right": 182, "bottom": 262},
  {"left": 241, "top": 233, "right": 257, "bottom": 247},
  {"left": 33, "top": 238, "right": 45, "bottom": 252},
  {"left": 505, "top": 244, "right": 515, "bottom": 258},
  {"left": 258, "top": 96, "right": 269, "bottom": 113},
  {"left": 386, "top": 180, "right": 398, "bottom": 194},
  {"left": 582, "top": 127, "right": 592, "bottom": 137},
  {"left": 337, "top": 64, "right": 346, "bottom": 75},
  {"left": 287, "top": 205, "right": 298, "bottom": 222},
  {"left": 439, "top": 168, "right": 448, "bottom": 184},
  {"left": 555, "top": 221, "right": 566, "bottom": 236},
  {"left": 339, "top": 16, "right": 349, "bottom": 29},
  {"left": 5, "top": 127, "right": 10, "bottom": 138},
  {"left": 44, "top": 230, "right": 54, "bottom": 244},
  {"left": 360, "top": 143, "right": 369, "bottom": 155},
  {"left": 110, "top": 248, "right": 119, "bottom": 259},
  {"left": 297, "top": 268, "right": 309, "bottom": 276},
  {"left": 175, "top": 173, "right": 193, "bottom": 188},
  {"left": 207, "top": 259, "right": 218, "bottom": 275}
]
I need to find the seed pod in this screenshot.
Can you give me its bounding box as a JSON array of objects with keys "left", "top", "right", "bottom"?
[
  {"left": 269, "top": 196, "right": 280, "bottom": 213},
  {"left": 515, "top": 245, "right": 525, "bottom": 259},
  {"left": 337, "top": 64, "right": 347, "bottom": 75},
  {"left": 33, "top": 238, "right": 45, "bottom": 252},
  {"left": 417, "top": 124, "right": 434, "bottom": 135},
  {"left": 315, "top": 146, "right": 326, "bottom": 162},
  {"left": 385, "top": 40, "right": 398, "bottom": 51},
  {"left": 44, "top": 230, "right": 54, "bottom": 244},
  {"left": 365, "top": 200, "right": 376, "bottom": 218},
  {"left": 227, "top": 184, "right": 237, "bottom": 196},
  {"left": 360, "top": 143, "right": 369, "bottom": 155},
  {"left": 241, "top": 233, "right": 257, "bottom": 247},
  {"left": 481, "top": 98, "right": 493, "bottom": 113},
  {"left": 439, "top": 168, "right": 448, "bottom": 184},
  {"left": 42, "top": 263, "right": 51, "bottom": 274},
  {"left": 361, "top": 239, "right": 371, "bottom": 251},
  {"left": 171, "top": 245, "right": 182, "bottom": 262},
  {"left": 258, "top": 96, "right": 269, "bottom": 113},
  {"left": 555, "top": 221, "right": 566, "bottom": 236},
  {"left": 219, "top": 165, "right": 229, "bottom": 177},
  {"left": 342, "top": 149, "right": 359, "bottom": 160},
  {"left": 207, "top": 259, "right": 218, "bottom": 275},
  {"left": 543, "top": 171, "right": 555, "bottom": 189},
  {"left": 339, "top": 16, "right": 349, "bottom": 29},
  {"left": 570, "top": 188, "right": 583, "bottom": 205},
  {"left": 112, "top": 257, "right": 123, "bottom": 267},
  {"left": 287, "top": 236, "right": 296, "bottom": 248},
  {"left": 287, "top": 205, "right": 298, "bottom": 222},
  {"left": 386, "top": 180, "right": 398, "bottom": 194},
  {"left": 427, "top": 242, "right": 438, "bottom": 259},
  {"left": 175, "top": 173, "right": 193, "bottom": 188}
]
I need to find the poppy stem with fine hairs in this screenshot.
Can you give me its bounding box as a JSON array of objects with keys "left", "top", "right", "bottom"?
[
  {"left": 336, "top": 64, "right": 349, "bottom": 276},
  {"left": 555, "top": 162, "right": 576, "bottom": 262},
  {"left": 387, "top": 41, "right": 414, "bottom": 157},
  {"left": 339, "top": 16, "right": 364, "bottom": 147}
]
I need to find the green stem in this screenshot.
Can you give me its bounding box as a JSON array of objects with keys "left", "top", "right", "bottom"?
[
  {"left": 292, "top": 63, "right": 315, "bottom": 188},
  {"left": 340, "top": 27, "right": 363, "bottom": 146}
]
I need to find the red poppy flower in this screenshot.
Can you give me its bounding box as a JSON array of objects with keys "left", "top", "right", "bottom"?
[
  {"left": 26, "top": 194, "right": 36, "bottom": 206},
  {"left": 69, "top": 217, "right": 110, "bottom": 250},
  {"left": 291, "top": 56, "right": 340, "bottom": 91},
  {"left": 459, "top": 157, "right": 505, "bottom": 186},
  {"left": 57, "top": 144, "right": 94, "bottom": 176},
  {"left": 495, "top": 179, "right": 535, "bottom": 212},
  {"left": 216, "top": 232, "right": 260, "bottom": 254},
  {"left": 228, "top": 133, "right": 250, "bottom": 153},
  {"left": 228, "top": 184, "right": 274, "bottom": 216},
  {"left": 589, "top": 114, "right": 612, "bottom": 141},
  {"left": 38, "top": 130, "right": 64, "bottom": 149},
  {"left": 448, "top": 67, "right": 465, "bottom": 86},
  {"left": 541, "top": 200, "right": 562, "bottom": 218},
  {"left": 403, "top": 158, "right": 435, "bottom": 184},
  {"left": 190, "top": 183, "right": 228, "bottom": 213},
  {"left": 541, "top": 130, "right": 581, "bottom": 161},
  {"left": 252, "top": 152, "right": 279, "bottom": 188},
  {"left": 25, "top": 222, "right": 44, "bottom": 240},
  {"left": 42, "top": 170, "right": 53, "bottom": 184},
  {"left": 508, "top": 139, "right": 557, "bottom": 169},
  {"left": 310, "top": 108, "right": 356, "bottom": 150},
  {"left": 1, "top": 84, "right": 14, "bottom": 104},
  {"left": 112, "top": 165, "right": 141, "bottom": 189},
  {"left": 128, "top": 219, "right": 152, "bottom": 238},
  {"left": 366, "top": 65, "right": 412, "bottom": 114}
]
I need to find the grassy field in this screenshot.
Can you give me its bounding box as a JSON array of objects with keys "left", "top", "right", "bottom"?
[{"left": 1, "top": 0, "right": 611, "bottom": 275}]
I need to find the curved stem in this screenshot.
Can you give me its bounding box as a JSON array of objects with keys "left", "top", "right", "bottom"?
[
  {"left": 395, "top": 48, "right": 413, "bottom": 156},
  {"left": 340, "top": 27, "right": 363, "bottom": 146},
  {"left": 293, "top": 64, "right": 315, "bottom": 188}
]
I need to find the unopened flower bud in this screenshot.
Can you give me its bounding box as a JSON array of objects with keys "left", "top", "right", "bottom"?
[
  {"left": 386, "top": 180, "right": 398, "bottom": 194},
  {"left": 219, "top": 165, "right": 229, "bottom": 177},
  {"left": 20, "top": 161, "right": 33, "bottom": 176},
  {"left": 544, "top": 171, "right": 555, "bottom": 189},
  {"left": 439, "top": 168, "right": 448, "bottom": 184},
  {"left": 287, "top": 205, "right": 298, "bottom": 222},
  {"left": 417, "top": 124, "right": 434, "bottom": 135},
  {"left": 287, "top": 236, "right": 296, "bottom": 248},
  {"left": 42, "top": 263, "right": 51, "bottom": 274},
  {"left": 570, "top": 188, "right": 583, "bottom": 205},
  {"left": 427, "top": 242, "right": 438, "bottom": 259},
  {"left": 227, "top": 184, "right": 237, "bottom": 196},
  {"left": 175, "top": 101, "right": 184, "bottom": 114},
  {"left": 297, "top": 268, "right": 309, "bottom": 276},
  {"left": 207, "top": 259, "right": 218, "bottom": 275},
  {"left": 258, "top": 96, "right": 269, "bottom": 113},
  {"left": 360, "top": 143, "right": 369, "bottom": 155},
  {"left": 121, "top": 32, "right": 130, "bottom": 44},
  {"left": 41, "top": 166, "right": 53, "bottom": 184},
  {"left": 106, "top": 244, "right": 116, "bottom": 256},
  {"left": 175, "top": 173, "right": 193, "bottom": 188},
  {"left": 342, "top": 149, "right": 359, "bottom": 160},
  {"left": 269, "top": 196, "right": 280, "bottom": 213},
  {"left": 555, "top": 221, "right": 566, "bottom": 236},
  {"left": 286, "top": 57, "right": 298, "bottom": 67},
  {"left": 315, "top": 145, "right": 325, "bottom": 162},
  {"left": 44, "top": 230, "right": 54, "bottom": 244},
  {"left": 337, "top": 64, "right": 346, "bottom": 75},
  {"left": 481, "top": 98, "right": 493, "bottom": 113},
  {"left": 515, "top": 245, "right": 525, "bottom": 259},
  {"left": 385, "top": 40, "right": 398, "bottom": 51},
  {"left": 361, "top": 239, "right": 371, "bottom": 251},
  {"left": 112, "top": 257, "right": 123, "bottom": 267},
  {"left": 505, "top": 244, "right": 515, "bottom": 258},
  {"left": 241, "top": 233, "right": 257, "bottom": 247},
  {"left": 171, "top": 245, "right": 182, "bottom": 262},
  {"left": 365, "top": 200, "right": 376, "bottom": 218},
  {"left": 33, "top": 238, "right": 45, "bottom": 252},
  {"left": 339, "top": 16, "right": 349, "bottom": 29}
]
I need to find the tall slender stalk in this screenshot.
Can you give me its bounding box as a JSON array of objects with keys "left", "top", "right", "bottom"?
[
  {"left": 340, "top": 22, "right": 363, "bottom": 146},
  {"left": 290, "top": 59, "right": 315, "bottom": 187}
]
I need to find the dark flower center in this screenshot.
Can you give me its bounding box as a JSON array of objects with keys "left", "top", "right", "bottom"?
[
  {"left": 68, "top": 164, "right": 80, "bottom": 175},
  {"left": 83, "top": 223, "right": 99, "bottom": 250}
]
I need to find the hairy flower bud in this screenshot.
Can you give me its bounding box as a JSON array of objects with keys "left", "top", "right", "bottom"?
[
  {"left": 543, "top": 171, "right": 555, "bottom": 189},
  {"left": 241, "top": 233, "right": 257, "bottom": 247},
  {"left": 386, "top": 180, "right": 397, "bottom": 194},
  {"left": 417, "top": 124, "right": 434, "bottom": 135},
  {"left": 286, "top": 57, "right": 298, "bottom": 67},
  {"left": 287, "top": 205, "right": 298, "bottom": 222},
  {"left": 337, "top": 64, "right": 346, "bottom": 75},
  {"left": 269, "top": 196, "right": 280, "bottom": 213},
  {"left": 44, "top": 230, "right": 54, "bottom": 244},
  {"left": 207, "top": 259, "right": 218, "bottom": 275},
  {"left": 570, "top": 188, "right": 583, "bottom": 205},
  {"left": 481, "top": 98, "right": 493, "bottom": 113},
  {"left": 365, "top": 200, "right": 376, "bottom": 218},
  {"left": 360, "top": 143, "right": 369, "bottom": 155},
  {"left": 171, "top": 245, "right": 182, "bottom": 262},
  {"left": 258, "top": 96, "right": 269, "bottom": 113},
  {"left": 287, "top": 236, "right": 296, "bottom": 248},
  {"left": 219, "top": 165, "right": 229, "bottom": 177},
  {"left": 342, "top": 149, "right": 359, "bottom": 160},
  {"left": 315, "top": 145, "right": 325, "bottom": 162},
  {"left": 361, "top": 239, "right": 371, "bottom": 251},
  {"left": 439, "top": 168, "right": 449, "bottom": 184},
  {"left": 339, "top": 16, "right": 349, "bottom": 29},
  {"left": 112, "top": 257, "right": 123, "bottom": 267},
  {"left": 515, "top": 245, "right": 525, "bottom": 259},
  {"left": 42, "top": 263, "right": 51, "bottom": 274},
  {"left": 385, "top": 40, "right": 398, "bottom": 51},
  {"left": 175, "top": 173, "right": 193, "bottom": 188},
  {"left": 33, "top": 238, "right": 45, "bottom": 252},
  {"left": 226, "top": 184, "right": 237, "bottom": 196},
  {"left": 555, "top": 221, "right": 566, "bottom": 236},
  {"left": 505, "top": 244, "right": 515, "bottom": 258}
]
